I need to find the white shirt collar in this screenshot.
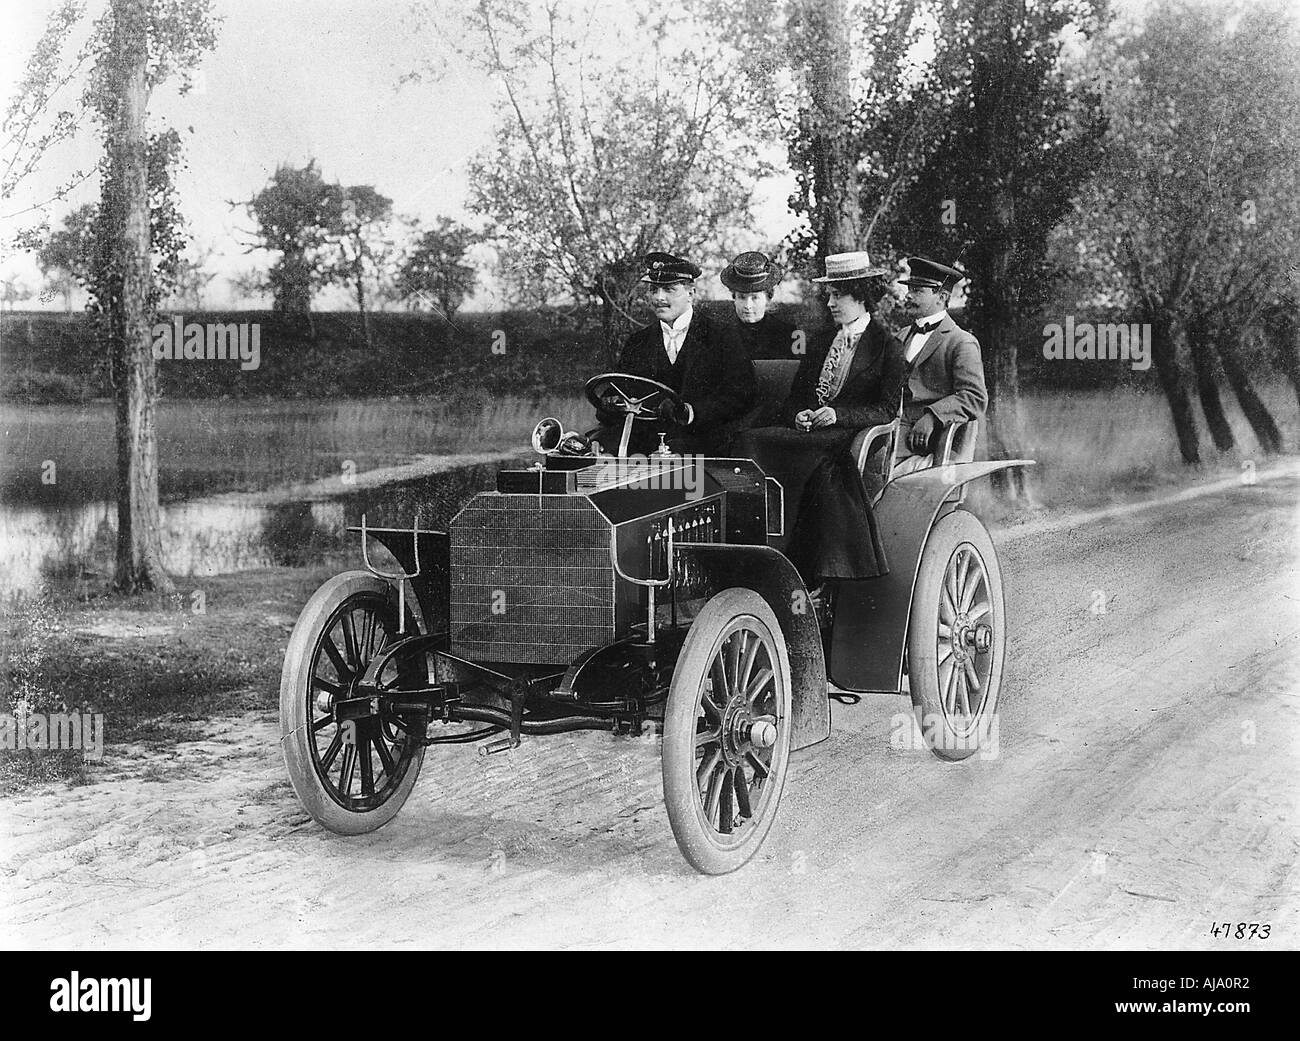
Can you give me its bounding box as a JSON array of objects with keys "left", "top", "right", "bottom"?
[
  {"left": 913, "top": 309, "right": 947, "bottom": 333},
  {"left": 661, "top": 307, "right": 693, "bottom": 336},
  {"left": 840, "top": 312, "right": 871, "bottom": 341}
]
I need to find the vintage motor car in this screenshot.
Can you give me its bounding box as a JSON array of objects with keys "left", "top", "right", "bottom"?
[{"left": 279, "top": 367, "right": 1032, "bottom": 874}]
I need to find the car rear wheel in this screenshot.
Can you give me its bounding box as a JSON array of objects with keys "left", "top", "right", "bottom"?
[
  {"left": 907, "top": 510, "right": 1004, "bottom": 761},
  {"left": 280, "top": 572, "right": 425, "bottom": 833},
  {"left": 662, "top": 588, "right": 792, "bottom": 874}
]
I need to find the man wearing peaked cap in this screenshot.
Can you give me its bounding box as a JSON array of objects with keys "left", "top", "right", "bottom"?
[
  {"left": 898, "top": 255, "right": 964, "bottom": 290},
  {"left": 640, "top": 251, "right": 702, "bottom": 285},
  {"left": 894, "top": 255, "right": 987, "bottom": 474},
  {"left": 593, "top": 250, "right": 756, "bottom": 455}
]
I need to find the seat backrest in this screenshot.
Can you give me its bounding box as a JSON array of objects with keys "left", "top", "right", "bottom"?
[
  {"left": 734, "top": 358, "right": 801, "bottom": 431},
  {"left": 752, "top": 359, "right": 800, "bottom": 408}
]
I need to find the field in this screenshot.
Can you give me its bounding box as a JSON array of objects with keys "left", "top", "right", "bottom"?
[{"left": 4, "top": 382, "right": 1294, "bottom": 512}]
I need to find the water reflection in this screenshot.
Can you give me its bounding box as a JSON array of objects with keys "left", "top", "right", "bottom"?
[{"left": 0, "top": 462, "right": 504, "bottom": 599}]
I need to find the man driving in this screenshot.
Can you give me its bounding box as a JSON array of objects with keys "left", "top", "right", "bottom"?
[{"left": 593, "top": 251, "right": 755, "bottom": 456}]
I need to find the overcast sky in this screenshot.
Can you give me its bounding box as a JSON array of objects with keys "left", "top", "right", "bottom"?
[
  {"left": 6, "top": 0, "right": 1254, "bottom": 310},
  {"left": 0, "top": 0, "right": 507, "bottom": 307},
  {"left": 0, "top": 0, "right": 802, "bottom": 309}
]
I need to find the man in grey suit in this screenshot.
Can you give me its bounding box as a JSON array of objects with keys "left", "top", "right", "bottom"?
[{"left": 894, "top": 257, "right": 988, "bottom": 474}]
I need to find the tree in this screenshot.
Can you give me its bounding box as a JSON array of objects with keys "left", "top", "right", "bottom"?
[
  {"left": 1, "top": 0, "right": 94, "bottom": 212},
  {"left": 793, "top": 0, "right": 860, "bottom": 258},
  {"left": 333, "top": 184, "right": 393, "bottom": 346},
  {"left": 242, "top": 160, "right": 343, "bottom": 321},
  {"left": 89, "top": 1, "right": 214, "bottom": 592},
  {"left": 882, "top": 0, "right": 1109, "bottom": 499},
  {"left": 411, "top": 0, "right": 770, "bottom": 359},
  {"left": 1, "top": 278, "right": 33, "bottom": 311},
  {"left": 395, "top": 217, "right": 480, "bottom": 316},
  {"left": 789, "top": 0, "right": 933, "bottom": 262},
  {"left": 36, "top": 203, "right": 96, "bottom": 310},
  {"left": 164, "top": 244, "right": 216, "bottom": 310},
  {"left": 5, "top": 0, "right": 217, "bottom": 592},
  {"left": 1059, "top": 0, "right": 1300, "bottom": 463},
  {"left": 698, "top": 0, "right": 933, "bottom": 270}
]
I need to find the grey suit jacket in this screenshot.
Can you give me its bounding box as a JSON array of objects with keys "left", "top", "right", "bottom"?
[{"left": 903, "top": 315, "right": 988, "bottom": 426}]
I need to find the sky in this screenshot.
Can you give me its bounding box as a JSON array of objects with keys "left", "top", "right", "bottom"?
[
  {"left": 6, "top": 0, "right": 1272, "bottom": 311},
  {"left": 0, "top": 0, "right": 799, "bottom": 310}
]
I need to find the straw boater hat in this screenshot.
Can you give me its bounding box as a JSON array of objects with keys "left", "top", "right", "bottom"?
[
  {"left": 811, "top": 250, "right": 890, "bottom": 282},
  {"left": 899, "top": 256, "right": 966, "bottom": 290},
  {"left": 640, "top": 251, "right": 701, "bottom": 285},
  {"left": 720, "top": 251, "right": 784, "bottom": 293}
]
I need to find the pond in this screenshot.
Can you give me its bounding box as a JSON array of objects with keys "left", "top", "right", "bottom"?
[{"left": 0, "top": 395, "right": 582, "bottom": 598}]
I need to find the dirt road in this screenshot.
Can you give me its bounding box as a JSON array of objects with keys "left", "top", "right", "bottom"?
[{"left": 3, "top": 473, "right": 1298, "bottom": 949}]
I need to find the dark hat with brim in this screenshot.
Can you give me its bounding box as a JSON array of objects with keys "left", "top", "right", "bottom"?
[
  {"left": 640, "top": 251, "right": 701, "bottom": 285},
  {"left": 721, "top": 251, "right": 784, "bottom": 293},
  {"left": 811, "top": 250, "right": 890, "bottom": 282},
  {"left": 900, "top": 256, "right": 966, "bottom": 289}
]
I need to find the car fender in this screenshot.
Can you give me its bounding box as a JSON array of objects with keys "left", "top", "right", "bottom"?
[
  {"left": 346, "top": 525, "right": 450, "bottom": 635},
  {"left": 830, "top": 460, "right": 1033, "bottom": 693},
  {"left": 674, "top": 543, "right": 829, "bottom": 751}
]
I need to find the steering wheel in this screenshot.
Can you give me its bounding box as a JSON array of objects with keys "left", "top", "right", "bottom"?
[{"left": 584, "top": 373, "right": 683, "bottom": 423}]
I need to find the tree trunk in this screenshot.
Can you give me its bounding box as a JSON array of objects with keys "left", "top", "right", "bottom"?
[
  {"left": 968, "top": 194, "right": 1030, "bottom": 501},
  {"left": 980, "top": 310, "right": 1030, "bottom": 501},
  {"left": 1148, "top": 311, "right": 1201, "bottom": 465},
  {"left": 1216, "top": 333, "right": 1282, "bottom": 453},
  {"left": 1268, "top": 309, "right": 1300, "bottom": 414},
  {"left": 355, "top": 257, "right": 372, "bottom": 349},
  {"left": 1186, "top": 324, "right": 1235, "bottom": 451},
  {"left": 106, "top": 0, "right": 173, "bottom": 594},
  {"left": 803, "top": 0, "right": 860, "bottom": 259}
]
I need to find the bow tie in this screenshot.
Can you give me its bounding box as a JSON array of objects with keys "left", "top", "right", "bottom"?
[{"left": 908, "top": 320, "right": 939, "bottom": 338}]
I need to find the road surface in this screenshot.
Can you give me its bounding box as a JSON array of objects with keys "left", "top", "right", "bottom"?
[{"left": 3, "top": 473, "right": 1298, "bottom": 949}]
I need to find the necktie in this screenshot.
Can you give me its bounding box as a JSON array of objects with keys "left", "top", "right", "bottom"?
[
  {"left": 905, "top": 320, "right": 936, "bottom": 363},
  {"left": 815, "top": 327, "right": 853, "bottom": 405},
  {"left": 664, "top": 325, "right": 683, "bottom": 364}
]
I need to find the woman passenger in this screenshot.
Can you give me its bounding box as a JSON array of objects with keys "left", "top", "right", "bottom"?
[
  {"left": 737, "top": 251, "right": 906, "bottom": 610},
  {"left": 720, "top": 251, "right": 796, "bottom": 361}
]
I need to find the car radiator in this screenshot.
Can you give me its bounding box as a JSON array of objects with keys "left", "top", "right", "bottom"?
[{"left": 449, "top": 494, "right": 615, "bottom": 665}]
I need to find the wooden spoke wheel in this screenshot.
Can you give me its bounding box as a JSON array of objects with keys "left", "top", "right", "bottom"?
[
  {"left": 663, "top": 589, "right": 792, "bottom": 874},
  {"left": 907, "top": 511, "right": 1005, "bottom": 761},
  {"left": 280, "top": 572, "right": 425, "bottom": 833}
]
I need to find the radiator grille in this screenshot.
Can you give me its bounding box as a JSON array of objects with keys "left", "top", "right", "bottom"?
[{"left": 449, "top": 494, "right": 614, "bottom": 664}]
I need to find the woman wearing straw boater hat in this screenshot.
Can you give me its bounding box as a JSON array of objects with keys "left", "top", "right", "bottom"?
[
  {"left": 720, "top": 251, "right": 796, "bottom": 361},
  {"left": 737, "top": 250, "right": 906, "bottom": 609}
]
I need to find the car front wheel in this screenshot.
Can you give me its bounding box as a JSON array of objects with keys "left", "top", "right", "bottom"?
[{"left": 662, "top": 588, "right": 793, "bottom": 874}]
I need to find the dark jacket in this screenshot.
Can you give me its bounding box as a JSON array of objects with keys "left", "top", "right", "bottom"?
[
  {"left": 902, "top": 314, "right": 988, "bottom": 426},
  {"left": 734, "top": 313, "right": 799, "bottom": 362},
  {"left": 597, "top": 308, "right": 756, "bottom": 455},
  {"left": 780, "top": 318, "right": 906, "bottom": 430}
]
